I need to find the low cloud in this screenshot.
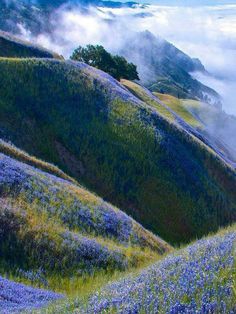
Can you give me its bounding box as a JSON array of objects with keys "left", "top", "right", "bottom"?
[{"left": 18, "top": 2, "right": 236, "bottom": 112}]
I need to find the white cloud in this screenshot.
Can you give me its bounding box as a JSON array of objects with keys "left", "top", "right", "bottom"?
[{"left": 19, "top": 3, "right": 236, "bottom": 115}]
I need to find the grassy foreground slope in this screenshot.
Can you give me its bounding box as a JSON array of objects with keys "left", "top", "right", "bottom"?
[
  {"left": 0, "top": 139, "right": 77, "bottom": 184},
  {"left": 0, "top": 151, "right": 168, "bottom": 273},
  {"left": 0, "top": 58, "right": 236, "bottom": 244},
  {"left": 79, "top": 225, "right": 236, "bottom": 313},
  {"left": 0, "top": 142, "right": 169, "bottom": 312}
]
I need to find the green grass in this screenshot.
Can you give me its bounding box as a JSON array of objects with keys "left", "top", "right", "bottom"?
[
  {"left": 0, "top": 144, "right": 171, "bottom": 282},
  {"left": 0, "top": 197, "right": 163, "bottom": 312},
  {"left": 121, "top": 79, "right": 175, "bottom": 121},
  {"left": 33, "top": 224, "right": 236, "bottom": 313},
  {"left": 0, "top": 58, "right": 235, "bottom": 245},
  {"left": 154, "top": 92, "right": 202, "bottom": 128}
]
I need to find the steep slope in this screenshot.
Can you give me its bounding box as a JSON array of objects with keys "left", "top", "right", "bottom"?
[
  {"left": 0, "top": 58, "right": 236, "bottom": 244},
  {"left": 0, "top": 31, "right": 62, "bottom": 59},
  {"left": 120, "top": 31, "right": 220, "bottom": 105},
  {"left": 155, "top": 93, "right": 236, "bottom": 167},
  {"left": 121, "top": 80, "right": 236, "bottom": 168},
  {"left": 80, "top": 225, "right": 236, "bottom": 313},
  {"left": 0, "top": 139, "right": 77, "bottom": 183},
  {"left": 0, "top": 0, "right": 124, "bottom": 36}
]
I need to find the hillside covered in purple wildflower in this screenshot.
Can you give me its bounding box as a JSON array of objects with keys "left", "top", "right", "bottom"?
[
  {"left": 0, "top": 30, "right": 235, "bottom": 314},
  {"left": 0, "top": 276, "right": 63, "bottom": 313},
  {"left": 80, "top": 227, "right": 236, "bottom": 314}
]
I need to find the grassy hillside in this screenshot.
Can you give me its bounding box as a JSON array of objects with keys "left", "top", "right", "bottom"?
[
  {"left": 0, "top": 31, "right": 62, "bottom": 59},
  {"left": 0, "top": 149, "right": 170, "bottom": 313},
  {"left": 0, "top": 58, "right": 236, "bottom": 244},
  {"left": 0, "top": 151, "right": 168, "bottom": 266},
  {"left": 154, "top": 92, "right": 203, "bottom": 128},
  {"left": 121, "top": 79, "right": 175, "bottom": 121},
  {"left": 78, "top": 225, "right": 236, "bottom": 313}
]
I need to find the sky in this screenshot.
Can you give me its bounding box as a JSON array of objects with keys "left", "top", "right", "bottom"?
[
  {"left": 20, "top": 1, "right": 236, "bottom": 115},
  {"left": 140, "top": 1, "right": 236, "bottom": 5}
]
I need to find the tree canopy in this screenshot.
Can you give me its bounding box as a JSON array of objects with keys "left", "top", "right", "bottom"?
[{"left": 70, "top": 45, "right": 139, "bottom": 81}]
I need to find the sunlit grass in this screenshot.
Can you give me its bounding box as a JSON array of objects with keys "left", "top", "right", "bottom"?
[
  {"left": 121, "top": 79, "right": 175, "bottom": 121},
  {"left": 154, "top": 93, "right": 202, "bottom": 128}
]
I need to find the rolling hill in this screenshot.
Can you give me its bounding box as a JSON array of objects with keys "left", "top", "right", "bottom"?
[
  {"left": 156, "top": 93, "right": 236, "bottom": 167},
  {"left": 0, "top": 144, "right": 168, "bottom": 266},
  {"left": 0, "top": 55, "right": 235, "bottom": 244}
]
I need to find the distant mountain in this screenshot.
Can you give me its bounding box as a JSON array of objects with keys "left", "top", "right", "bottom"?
[
  {"left": 120, "top": 31, "right": 220, "bottom": 105},
  {"left": 0, "top": 0, "right": 136, "bottom": 34},
  {"left": 0, "top": 0, "right": 49, "bottom": 34}
]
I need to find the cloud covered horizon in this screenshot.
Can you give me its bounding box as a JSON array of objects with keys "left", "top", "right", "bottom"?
[{"left": 18, "top": 2, "right": 236, "bottom": 115}]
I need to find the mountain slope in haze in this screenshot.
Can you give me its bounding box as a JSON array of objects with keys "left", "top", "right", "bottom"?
[
  {"left": 0, "top": 0, "right": 49, "bottom": 35},
  {"left": 157, "top": 93, "right": 236, "bottom": 167},
  {"left": 0, "top": 0, "right": 133, "bottom": 35},
  {"left": 0, "top": 56, "right": 235, "bottom": 244},
  {"left": 121, "top": 31, "right": 220, "bottom": 105},
  {"left": 0, "top": 31, "right": 62, "bottom": 59}
]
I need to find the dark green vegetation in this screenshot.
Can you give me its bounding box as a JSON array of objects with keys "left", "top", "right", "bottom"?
[
  {"left": 0, "top": 31, "right": 62, "bottom": 59},
  {"left": 0, "top": 57, "right": 235, "bottom": 244},
  {"left": 71, "top": 45, "right": 139, "bottom": 81}
]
